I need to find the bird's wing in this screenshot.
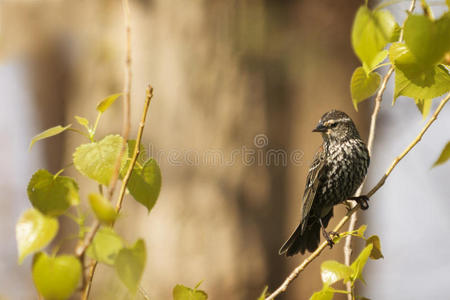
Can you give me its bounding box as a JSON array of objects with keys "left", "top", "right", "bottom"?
[{"left": 300, "top": 145, "right": 327, "bottom": 233}]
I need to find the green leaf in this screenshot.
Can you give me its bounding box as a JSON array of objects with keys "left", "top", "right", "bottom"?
[
  {"left": 366, "top": 235, "right": 384, "bottom": 260},
  {"left": 115, "top": 239, "right": 146, "bottom": 294},
  {"left": 29, "top": 124, "right": 72, "bottom": 150},
  {"left": 363, "top": 50, "right": 388, "bottom": 73},
  {"left": 127, "top": 158, "right": 162, "bottom": 212},
  {"left": 355, "top": 224, "right": 367, "bottom": 238},
  {"left": 404, "top": 14, "right": 450, "bottom": 66},
  {"left": 16, "top": 209, "right": 59, "bottom": 264},
  {"left": 390, "top": 43, "right": 450, "bottom": 101},
  {"left": 351, "top": 67, "right": 381, "bottom": 110},
  {"left": 414, "top": 99, "right": 433, "bottom": 119},
  {"left": 96, "top": 93, "right": 122, "bottom": 113},
  {"left": 350, "top": 243, "right": 373, "bottom": 283},
  {"left": 88, "top": 193, "right": 117, "bottom": 224},
  {"left": 27, "top": 169, "right": 80, "bottom": 216},
  {"left": 321, "top": 260, "right": 353, "bottom": 285},
  {"left": 86, "top": 227, "right": 123, "bottom": 265},
  {"left": 74, "top": 116, "right": 90, "bottom": 131},
  {"left": 433, "top": 141, "right": 450, "bottom": 167},
  {"left": 257, "top": 286, "right": 268, "bottom": 300},
  {"left": 73, "top": 135, "right": 128, "bottom": 185},
  {"left": 310, "top": 285, "right": 334, "bottom": 300},
  {"left": 32, "top": 252, "right": 81, "bottom": 300},
  {"left": 352, "top": 6, "right": 397, "bottom": 68},
  {"left": 173, "top": 283, "right": 208, "bottom": 300}
]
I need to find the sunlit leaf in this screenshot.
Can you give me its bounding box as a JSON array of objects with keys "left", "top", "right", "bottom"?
[
  {"left": 257, "top": 286, "right": 268, "bottom": 300},
  {"left": 310, "top": 285, "right": 334, "bottom": 300},
  {"left": 404, "top": 14, "right": 450, "bottom": 66},
  {"left": 350, "top": 243, "right": 373, "bottom": 283},
  {"left": 16, "top": 209, "right": 58, "bottom": 264},
  {"left": 88, "top": 193, "right": 117, "bottom": 224},
  {"left": 433, "top": 142, "right": 450, "bottom": 167},
  {"left": 29, "top": 124, "right": 71, "bottom": 150},
  {"left": 96, "top": 93, "right": 122, "bottom": 113},
  {"left": 366, "top": 235, "right": 384, "bottom": 260},
  {"left": 73, "top": 135, "right": 128, "bottom": 185},
  {"left": 32, "top": 252, "right": 81, "bottom": 300},
  {"left": 86, "top": 227, "right": 123, "bottom": 265},
  {"left": 127, "top": 158, "right": 162, "bottom": 212},
  {"left": 115, "top": 239, "right": 146, "bottom": 294},
  {"left": 321, "top": 260, "right": 353, "bottom": 285},
  {"left": 352, "top": 6, "right": 397, "bottom": 68},
  {"left": 414, "top": 99, "right": 433, "bottom": 119},
  {"left": 27, "top": 169, "right": 79, "bottom": 216},
  {"left": 173, "top": 283, "right": 208, "bottom": 300},
  {"left": 351, "top": 67, "right": 381, "bottom": 110},
  {"left": 355, "top": 224, "right": 367, "bottom": 238}
]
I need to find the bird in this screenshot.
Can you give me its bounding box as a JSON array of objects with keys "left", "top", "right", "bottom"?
[{"left": 279, "top": 110, "right": 370, "bottom": 256}]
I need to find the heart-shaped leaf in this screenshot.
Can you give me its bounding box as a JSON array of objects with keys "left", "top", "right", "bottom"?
[
  {"left": 73, "top": 135, "right": 128, "bottom": 185},
  {"left": 352, "top": 6, "right": 397, "bottom": 68},
  {"left": 404, "top": 14, "right": 450, "bottom": 66},
  {"left": 86, "top": 227, "right": 123, "bottom": 265},
  {"left": 96, "top": 93, "right": 122, "bottom": 113},
  {"left": 127, "top": 159, "right": 162, "bottom": 212},
  {"left": 351, "top": 67, "right": 381, "bottom": 110},
  {"left": 27, "top": 169, "right": 79, "bottom": 216},
  {"left": 433, "top": 142, "right": 450, "bottom": 167},
  {"left": 115, "top": 239, "right": 146, "bottom": 294},
  {"left": 29, "top": 124, "right": 72, "bottom": 150},
  {"left": 88, "top": 193, "right": 117, "bottom": 223},
  {"left": 32, "top": 252, "right": 81, "bottom": 300},
  {"left": 173, "top": 283, "right": 208, "bottom": 300},
  {"left": 16, "top": 209, "right": 59, "bottom": 264}
]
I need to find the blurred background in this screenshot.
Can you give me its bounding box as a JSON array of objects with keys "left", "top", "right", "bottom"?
[{"left": 1, "top": 0, "right": 449, "bottom": 299}]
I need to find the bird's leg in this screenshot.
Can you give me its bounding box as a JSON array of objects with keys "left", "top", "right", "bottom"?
[
  {"left": 348, "top": 195, "right": 370, "bottom": 210},
  {"left": 318, "top": 218, "right": 334, "bottom": 248}
]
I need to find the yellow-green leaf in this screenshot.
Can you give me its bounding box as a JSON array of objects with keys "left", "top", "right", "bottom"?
[
  {"left": 88, "top": 193, "right": 117, "bottom": 223},
  {"left": 352, "top": 6, "right": 397, "bottom": 68},
  {"left": 366, "top": 235, "right": 384, "bottom": 260},
  {"left": 27, "top": 169, "right": 79, "bottom": 216},
  {"left": 173, "top": 283, "right": 208, "bottom": 300},
  {"left": 433, "top": 142, "right": 450, "bottom": 167},
  {"left": 414, "top": 99, "right": 433, "bottom": 119},
  {"left": 321, "top": 260, "right": 353, "bottom": 285},
  {"left": 29, "top": 124, "right": 71, "bottom": 150},
  {"left": 86, "top": 227, "right": 123, "bottom": 265},
  {"left": 350, "top": 243, "right": 373, "bottom": 283},
  {"left": 257, "top": 286, "right": 268, "bottom": 300},
  {"left": 74, "top": 116, "right": 90, "bottom": 131},
  {"left": 96, "top": 93, "right": 122, "bottom": 113},
  {"left": 115, "top": 239, "right": 146, "bottom": 294},
  {"left": 351, "top": 67, "right": 381, "bottom": 110},
  {"left": 404, "top": 14, "right": 450, "bottom": 66},
  {"left": 73, "top": 135, "right": 128, "bottom": 185},
  {"left": 16, "top": 209, "right": 58, "bottom": 264},
  {"left": 127, "top": 158, "right": 162, "bottom": 212},
  {"left": 32, "top": 252, "right": 81, "bottom": 300},
  {"left": 310, "top": 285, "right": 334, "bottom": 300}
]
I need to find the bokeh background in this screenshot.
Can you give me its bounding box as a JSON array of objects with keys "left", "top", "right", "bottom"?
[{"left": 1, "top": 1, "right": 449, "bottom": 299}]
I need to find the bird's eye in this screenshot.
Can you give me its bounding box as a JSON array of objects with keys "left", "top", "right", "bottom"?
[{"left": 329, "top": 123, "right": 338, "bottom": 128}]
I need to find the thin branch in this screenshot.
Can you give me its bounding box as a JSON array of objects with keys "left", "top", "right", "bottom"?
[
  {"left": 265, "top": 92, "right": 449, "bottom": 300},
  {"left": 344, "top": 0, "right": 416, "bottom": 297}
]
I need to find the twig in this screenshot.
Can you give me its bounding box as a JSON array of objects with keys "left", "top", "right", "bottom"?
[
  {"left": 107, "top": 0, "right": 132, "bottom": 201},
  {"left": 344, "top": 1, "right": 416, "bottom": 298},
  {"left": 265, "top": 92, "right": 449, "bottom": 300}
]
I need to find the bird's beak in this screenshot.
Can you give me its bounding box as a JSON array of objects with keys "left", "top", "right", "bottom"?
[{"left": 313, "top": 122, "right": 327, "bottom": 133}]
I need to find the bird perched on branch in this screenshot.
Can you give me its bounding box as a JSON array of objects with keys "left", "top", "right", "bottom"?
[{"left": 279, "top": 110, "right": 370, "bottom": 256}]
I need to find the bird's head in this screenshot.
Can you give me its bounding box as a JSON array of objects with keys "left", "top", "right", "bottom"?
[{"left": 313, "top": 110, "right": 360, "bottom": 142}]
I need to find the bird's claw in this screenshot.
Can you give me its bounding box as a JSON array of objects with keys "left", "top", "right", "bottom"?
[{"left": 349, "top": 195, "right": 370, "bottom": 210}]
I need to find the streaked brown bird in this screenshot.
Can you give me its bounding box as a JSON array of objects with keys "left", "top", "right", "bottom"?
[{"left": 279, "top": 110, "right": 370, "bottom": 256}]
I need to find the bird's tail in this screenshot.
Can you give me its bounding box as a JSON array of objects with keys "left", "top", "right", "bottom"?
[{"left": 278, "top": 218, "right": 321, "bottom": 256}]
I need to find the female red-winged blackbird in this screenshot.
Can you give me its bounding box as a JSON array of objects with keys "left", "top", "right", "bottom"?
[{"left": 279, "top": 110, "right": 370, "bottom": 256}]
